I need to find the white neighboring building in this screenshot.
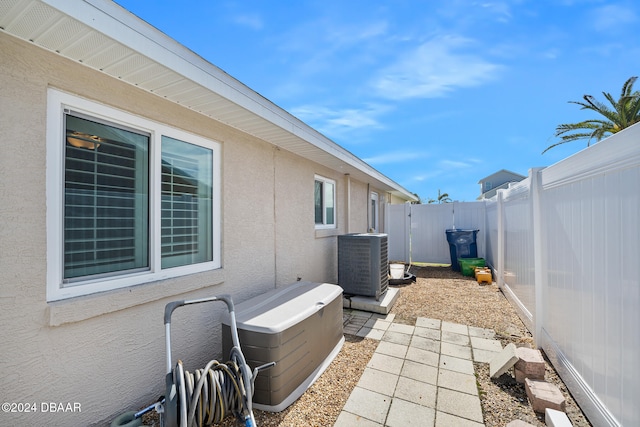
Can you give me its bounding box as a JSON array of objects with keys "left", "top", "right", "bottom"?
[{"left": 477, "top": 169, "right": 526, "bottom": 199}]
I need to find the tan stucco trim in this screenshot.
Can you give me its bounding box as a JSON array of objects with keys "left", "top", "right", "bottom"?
[{"left": 47, "top": 269, "right": 226, "bottom": 326}]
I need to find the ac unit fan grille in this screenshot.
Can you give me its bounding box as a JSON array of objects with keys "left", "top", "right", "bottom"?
[{"left": 337, "top": 234, "right": 388, "bottom": 300}]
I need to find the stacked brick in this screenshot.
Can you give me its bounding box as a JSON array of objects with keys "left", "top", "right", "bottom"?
[
  {"left": 491, "top": 345, "right": 574, "bottom": 426},
  {"left": 514, "top": 347, "right": 546, "bottom": 383},
  {"left": 524, "top": 378, "right": 566, "bottom": 414}
]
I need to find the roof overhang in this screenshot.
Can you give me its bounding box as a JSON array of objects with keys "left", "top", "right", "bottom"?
[
  {"left": 0, "top": 0, "right": 418, "bottom": 202},
  {"left": 477, "top": 169, "right": 527, "bottom": 184}
]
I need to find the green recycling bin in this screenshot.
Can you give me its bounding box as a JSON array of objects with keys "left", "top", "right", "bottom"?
[{"left": 458, "top": 258, "right": 485, "bottom": 277}]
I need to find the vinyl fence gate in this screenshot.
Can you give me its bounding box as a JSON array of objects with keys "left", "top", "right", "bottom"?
[{"left": 385, "top": 201, "right": 487, "bottom": 265}]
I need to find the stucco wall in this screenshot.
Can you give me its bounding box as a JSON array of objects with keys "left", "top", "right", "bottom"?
[
  {"left": 273, "top": 148, "right": 338, "bottom": 285},
  {"left": 0, "top": 33, "right": 390, "bottom": 425},
  {"left": 345, "top": 178, "right": 365, "bottom": 233},
  {"left": 389, "top": 193, "right": 410, "bottom": 205}
]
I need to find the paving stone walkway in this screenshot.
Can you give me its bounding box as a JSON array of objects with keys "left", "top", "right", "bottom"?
[{"left": 336, "top": 309, "right": 503, "bottom": 427}]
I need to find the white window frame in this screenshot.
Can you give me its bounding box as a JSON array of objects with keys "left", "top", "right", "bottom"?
[
  {"left": 314, "top": 175, "right": 336, "bottom": 229},
  {"left": 370, "top": 191, "right": 379, "bottom": 232},
  {"left": 46, "top": 88, "right": 221, "bottom": 301}
]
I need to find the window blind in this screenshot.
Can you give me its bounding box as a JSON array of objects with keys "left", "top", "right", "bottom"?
[
  {"left": 161, "top": 136, "right": 213, "bottom": 269},
  {"left": 63, "top": 115, "right": 149, "bottom": 281}
]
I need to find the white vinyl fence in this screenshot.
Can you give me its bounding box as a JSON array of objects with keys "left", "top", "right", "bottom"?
[
  {"left": 386, "top": 123, "right": 640, "bottom": 427},
  {"left": 385, "top": 202, "right": 485, "bottom": 264}
]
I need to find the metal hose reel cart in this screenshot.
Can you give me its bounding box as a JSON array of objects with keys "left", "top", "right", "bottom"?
[{"left": 161, "top": 295, "right": 274, "bottom": 427}]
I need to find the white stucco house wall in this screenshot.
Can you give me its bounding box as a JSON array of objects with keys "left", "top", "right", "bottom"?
[{"left": 0, "top": 1, "right": 417, "bottom": 425}]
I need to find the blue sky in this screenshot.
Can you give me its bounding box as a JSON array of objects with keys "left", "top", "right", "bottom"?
[{"left": 114, "top": 0, "right": 639, "bottom": 202}]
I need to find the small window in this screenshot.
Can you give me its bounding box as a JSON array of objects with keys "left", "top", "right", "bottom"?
[
  {"left": 47, "top": 89, "right": 221, "bottom": 301},
  {"left": 161, "top": 136, "right": 213, "bottom": 269},
  {"left": 314, "top": 175, "right": 336, "bottom": 228},
  {"left": 370, "top": 191, "right": 379, "bottom": 232}
]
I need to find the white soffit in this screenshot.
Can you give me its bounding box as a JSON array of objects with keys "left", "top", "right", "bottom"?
[{"left": 0, "top": 0, "right": 417, "bottom": 201}]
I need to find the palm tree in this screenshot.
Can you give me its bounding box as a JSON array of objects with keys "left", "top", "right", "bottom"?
[
  {"left": 543, "top": 76, "right": 640, "bottom": 153},
  {"left": 437, "top": 189, "right": 452, "bottom": 204},
  {"left": 427, "top": 190, "right": 452, "bottom": 203}
]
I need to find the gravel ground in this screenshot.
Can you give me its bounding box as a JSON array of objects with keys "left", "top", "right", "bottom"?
[
  {"left": 141, "top": 265, "right": 592, "bottom": 427},
  {"left": 141, "top": 336, "right": 378, "bottom": 427},
  {"left": 391, "top": 265, "right": 592, "bottom": 427}
]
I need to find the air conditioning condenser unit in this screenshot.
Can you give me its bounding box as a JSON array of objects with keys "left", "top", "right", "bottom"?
[{"left": 337, "top": 233, "right": 388, "bottom": 301}]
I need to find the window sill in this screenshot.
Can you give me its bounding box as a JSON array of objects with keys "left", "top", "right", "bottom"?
[
  {"left": 47, "top": 268, "right": 225, "bottom": 326},
  {"left": 315, "top": 228, "right": 340, "bottom": 238}
]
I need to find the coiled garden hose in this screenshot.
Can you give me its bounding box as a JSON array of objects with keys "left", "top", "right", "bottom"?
[
  {"left": 160, "top": 295, "right": 275, "bottom": 427},
  {"left": 173, "top": 348, "right": 253, "bottom": 427},
  {"left": 110, "top": 410, "right": 142, "bottom": 427}
]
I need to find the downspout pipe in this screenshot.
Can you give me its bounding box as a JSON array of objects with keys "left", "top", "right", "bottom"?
[
  {"left": 367, "top": 183, "right": 371, "bottom": 232},
  {"left": 345, "top": 174, "right": 351, "bottom": 234}
]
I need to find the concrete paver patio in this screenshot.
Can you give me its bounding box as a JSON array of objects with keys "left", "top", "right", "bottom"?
[{"left": 336, "top": 309, "right": 502, "bottom": 426}]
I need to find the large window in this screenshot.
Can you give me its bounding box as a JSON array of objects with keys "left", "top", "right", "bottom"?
[
  {"left": 47, "top": 89, "right": 220, "bottom": 301},
  {"left": 63, "top": 114, "right": 150, "bottom": 280},
  {"left": 314, "top": 175, "right": 336, "bottom": 228}
]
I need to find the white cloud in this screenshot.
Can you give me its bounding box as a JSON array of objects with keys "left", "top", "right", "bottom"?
[
  {"left": 371, "top": 35, "right": 502, "bottom": 100},
  {"left": 276, "top": 19, "right": 388, "bottom": 58},
  {"left": 438, "top": 158, "right": 482, "bottom": 171},
  {"left": 591, "top": 4, "right": 637, "bottom": 32},
  {"left": 405, "top": 156, "right": 478, "bottom": 184},
  {"left": 290, "top": 104, "right": 391, "bottom": 139},
  {"left": 409, "top": 170, "right": 440, "bottom": 183},
  {"left": 325, "top": 20, "right": 389, "bottom": 47},
  {"left": 579, "top": 42, "right": 624, "bottom": 57},
  {"left": 363, "top": 151, "right": 430, "bottom": 166},
  {"left": 273, "top": 18, "right": 390, "bottom": 81},
  {"left": 439, "top": 159, "right": 473, "bottom": 169},
  {"left": 541, "top": 48, "right": 560, "bottom": 60},
  {"left": 233, "top": 14, "right": 263, "bottom": 30},
  {"left": 478, "top": 2, "right": 513, "bottom": 23}
]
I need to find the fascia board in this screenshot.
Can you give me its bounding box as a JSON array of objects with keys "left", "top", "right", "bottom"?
[{"left": 38, "top": 0, "right": 417, "bottom": 201}]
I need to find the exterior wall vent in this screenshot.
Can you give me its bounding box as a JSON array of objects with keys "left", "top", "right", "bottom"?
[{"left": 338, "top": 233, "right": 388, "bottom": 300}]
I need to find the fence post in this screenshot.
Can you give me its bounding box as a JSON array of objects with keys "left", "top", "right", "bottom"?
[
  {"left": 496, "top": 190, "right": 504, "bottom": 289},
  {"left": 480, "top": 200, "right": 487, "bottom": 262},
  {"left": 530, "top": 167, "right": 545, "bottom": 347},
  {"left": 406, "top": 203, "right": 412, "bottom": 263}
]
